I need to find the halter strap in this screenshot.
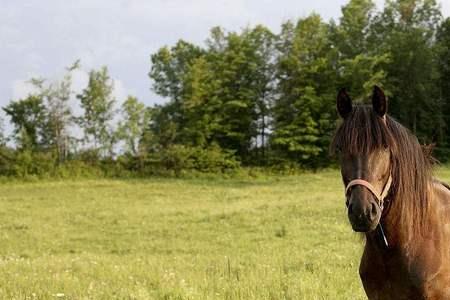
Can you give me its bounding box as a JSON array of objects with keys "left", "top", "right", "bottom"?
[{"left": 345, "top": 174, "right": 392, "bottom": 210}]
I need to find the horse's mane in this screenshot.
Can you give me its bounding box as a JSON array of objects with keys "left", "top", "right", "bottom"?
[{"left": 330, "top": 105, "right": 432, "bottom": 241}]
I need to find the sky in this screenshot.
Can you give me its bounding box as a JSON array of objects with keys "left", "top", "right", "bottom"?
[{"left": 1, "top": 0, "right": 450, "bottom": 113}]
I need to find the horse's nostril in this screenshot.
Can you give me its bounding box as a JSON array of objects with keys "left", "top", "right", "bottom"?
[
  {"left": 370, "top": 202, "right": 378, "bottom": 220},
  {"left": 348, "top": 203, "right": 353, "bottom": 215}
]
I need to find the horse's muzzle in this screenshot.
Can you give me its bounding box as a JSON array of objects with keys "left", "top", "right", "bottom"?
[{"left": 347, "top": 194, "right": 381, "bottom": 232}]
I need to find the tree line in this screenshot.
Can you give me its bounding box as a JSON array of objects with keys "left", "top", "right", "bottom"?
[{"left": 2, "top": 0, "right": 450, "bottom": 178}]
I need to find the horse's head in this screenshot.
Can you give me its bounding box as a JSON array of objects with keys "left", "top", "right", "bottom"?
[{"left": 333, "top": 86, "right": 393, "bottom": 232}]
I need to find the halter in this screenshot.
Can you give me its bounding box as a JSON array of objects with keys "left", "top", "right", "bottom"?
[
  {"left": 345, "top": 173, "right": 392, "bottom": 211},
  {"left": 345, "top": 173, "right": 393, "bottom": 249}
]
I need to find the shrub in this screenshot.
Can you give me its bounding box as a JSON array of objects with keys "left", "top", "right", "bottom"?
[
  {"left": 191, "top": 144, "right": 240, "bottom": 173},
  {"left": 13, "top": 151, "right": 55, "bottom": 178},
  {"left": 144, "top": 144, "right": 240, "bottom": 176},
  {"left": 0, "top": 146, "right": 16, "bottom": 176},
  {"left": 53, "top": 160, "right": 104, "bottom": 179}
]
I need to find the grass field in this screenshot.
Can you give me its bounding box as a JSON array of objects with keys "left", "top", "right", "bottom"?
[{"left": 1, "top": 168, "right": 450, "bottom": 299}]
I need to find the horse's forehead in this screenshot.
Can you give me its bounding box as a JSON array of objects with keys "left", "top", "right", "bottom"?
[
  {"left": 340, "top": 150, "right": 391, "bottom": 175},
  {"left": 342, "top": 148, "right": 390, "bottom": 159}
]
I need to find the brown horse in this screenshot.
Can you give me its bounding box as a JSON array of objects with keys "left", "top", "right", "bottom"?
[{"left": 331, "top": 86, "right": 450, "bottom": 299}]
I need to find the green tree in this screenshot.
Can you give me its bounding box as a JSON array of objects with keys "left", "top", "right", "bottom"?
[
  {"left": 331, "top": 0, "right": 390, "bottom": 100},
  {"left": 272, "top": 15, "right": 336, "bottom": 167},
  {"left": 180, "top": 56, "right": 221, "bottom": 147},
  {"left": 36, "top": 63, "right": 78, "bottom": 163},
  {"left": 149, "top": 40, "right": 204, "bottom": 103},
  {"left": 435, "top": 17, "right": 450, "bottom": 152},
  {"left": 201, "top": 26, "right": 274, "bottom": 162},
  {"left": 149, "top": 27, "right": 277, "bottom": 163},
  {"left": 143, "top": 105, "right": 178, "bottom": 152},
  {"left": 3, "top": 95, "right": 47, "bottom": 151},
  {"left": 149, "top": 40, "right": 204, "bottom": 137},
  {"left": 180, "top": 26, "right": 277, "bottom": 164},
  {"left": 370, "top": 0, "right": 441, "bottom": 139},
  {"left": 117, "top": 96, "right": 149, "bottom": 155},
  {"left": 245, "top": 26, "right": 278, "bottom": 164},
  {"left": 76, "top": 66, "right": 116, "bottom": 156}
]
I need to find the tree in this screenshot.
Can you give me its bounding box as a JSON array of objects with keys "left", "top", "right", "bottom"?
[
  {"left": 76, "top": 66, "right": 116, "bottom": 156},
  {"left": 201, "top": 27, "right": 273, "bottom": 161},
  {"left": 149, "top": 40, "right": 204, "bottom": 103},
  {"left": 179, "top": 25, "right": 277, "bottom": 164},
  {"left": 334, "top": 0, "right": 375, "bottom": 57},
  {"left": 149, "top": 40, "right": 204, "bottom": 136},
  {"left": 3, "top": 62, "right": 77, "bottom": 164},
  {"left": 331, "top": 0, "right": 390, "bottom": 100},
  {"left": 272, "top": 15, "right": 336, "bottom": 167},
  {"left": 372, "top": 0, "right": 441, "bottom": 139},
  {"left": 435, "top": 17, "right": 450, "bottom": 153},
  {"left": 245, "top": 25, "right": 278, "bottom": 164},
  {"left": 148, "top": 27, "right": 277, "bottom": 163},
  {"left": 180, "top": 56, "right": 221, "bottom": 147},
  {"left": 40, "top": 64, "right": 77, "bottom": 163},
  {"left": 117, "top": 96, "right": 149, "bottom": 155},
  {"left": 3, "top": 95, "right": 47, "bottom": 151},
  {"left": 143, "top": 104, "right": 178, "bottom": 152}
]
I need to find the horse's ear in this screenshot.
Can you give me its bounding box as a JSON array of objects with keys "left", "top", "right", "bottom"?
[
  {"left": 372, "top": 86, "right": 387, "bottom": 117},
  {"left": 337, "top": 88, "right": 352, "bottom": 118}
]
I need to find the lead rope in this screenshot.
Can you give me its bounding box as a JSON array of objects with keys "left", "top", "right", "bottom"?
[{"left": 345, "top": 173, "right": 393, "bottom": 248}]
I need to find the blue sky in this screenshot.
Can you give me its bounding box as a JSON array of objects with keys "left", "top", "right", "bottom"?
[{"left": 1, "top": 0, "right": 449, "bottom": 111}]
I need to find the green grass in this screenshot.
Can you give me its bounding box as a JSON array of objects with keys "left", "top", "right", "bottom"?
[{"left": 1, "top": 167, "right": 449, "bottom": 299}]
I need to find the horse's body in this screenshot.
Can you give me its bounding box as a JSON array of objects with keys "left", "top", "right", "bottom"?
[{"left": 332, "top": 87, "right": 450, "bottom": 299}]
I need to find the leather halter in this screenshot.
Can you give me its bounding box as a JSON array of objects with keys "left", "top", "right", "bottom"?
[{"left": 345, "top": 173, "right": 393, "bottom": 211}]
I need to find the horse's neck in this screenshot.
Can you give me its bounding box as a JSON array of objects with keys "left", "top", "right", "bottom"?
[
  {"left": 429, "top": 180, "right": 450, "bottom": 241},
  {"left": 370, "top": 180, "right": 450, "bottom": 254}
]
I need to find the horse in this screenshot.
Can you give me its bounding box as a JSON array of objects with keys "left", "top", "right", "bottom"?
[{"left": 331, "top": 86, "right": 450, "bottom": 299}]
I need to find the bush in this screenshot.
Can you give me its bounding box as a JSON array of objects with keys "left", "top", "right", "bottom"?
[
  {"left": 144, "top": 144, "right": 240, "bottom": 176},
  {"left": 0, "top": 146, "right": 16, "bottom": 176},
  {"left": 13, "top": 151, "right": 55, "bottom": 178},
  {"left": 0, "top": 144, "right": 241, "bottom": 179},
  {"left": 53, "top": 160, "right": 104, "bottom": 179},
  {"left": 191, "top": 144, "right": 240, "bottom": 173}
]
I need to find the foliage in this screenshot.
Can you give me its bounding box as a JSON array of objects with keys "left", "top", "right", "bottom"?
[
  {"left": 272, "top": 15, "right": 336, "bottom": 168},
  {"left": 370, "top": 0, "right": 442, "bottom": 141},
  {"left": 435, "top": 17, "right": 450, "bottom": 154},
  {"left": 116, "top": 96, "right": 150, "bottom": 155},
  {"left": 42, "top": 67, "right": 76, "bottom": 163},
  {"left": 3, "top": 95, "right": 47, "bottom": 151},
  {"left": 76, "top": 66, "right": 116, "bottom": 156},
  {"left": 144, "top": 144, "right": 240, "bottom": 176},
  {"left": 1, "top": 0, "right": 449, "bottom": 177}
]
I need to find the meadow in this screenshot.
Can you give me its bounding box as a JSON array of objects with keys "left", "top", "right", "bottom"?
[{"left": 2, "top": 168, "right": 450, "bottom": 299}]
